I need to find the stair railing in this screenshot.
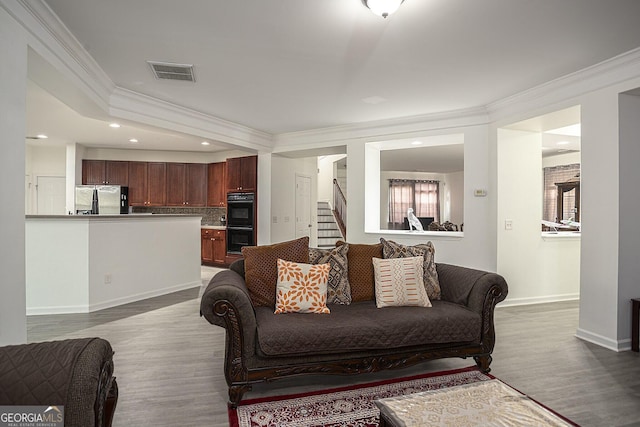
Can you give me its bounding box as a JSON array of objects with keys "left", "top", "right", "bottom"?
[{"left": 333, "top": 179, "right": 347, "bottom": 238}]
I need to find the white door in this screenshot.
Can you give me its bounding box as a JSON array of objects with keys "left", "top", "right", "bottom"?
[
  {"left": 37, "top": 176, "right": 66, "bottom": 215},
  {"left": 295, "top": 175, "right": 312, "bottom": 239}
]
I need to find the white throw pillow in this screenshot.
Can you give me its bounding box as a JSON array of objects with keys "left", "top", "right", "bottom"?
[{"left": 372, "top": 256, "right": 432, "bottom": 308}]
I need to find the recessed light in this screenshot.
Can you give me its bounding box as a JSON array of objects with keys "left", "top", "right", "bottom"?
[
  {"left": 556, "top": 141, "right": 570, "bottom": 146},
  {"left": 129, "top": 138, "right": 138, "bottom": 143},
  {"left": 109, "top": 123, "right": 121, "bottom": 128},
  {"left": 36, "top": 134, "right": 48, "bottom": 139},
  {"left": 201, "top": 141, "right": 210, "bottom": 146},
  {"left": 411, "top": 141, "right": 423, "bottom": 146}
]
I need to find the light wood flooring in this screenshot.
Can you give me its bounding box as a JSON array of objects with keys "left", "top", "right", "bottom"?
[{"left": 27, "top": 268, "right": 640, "bottom": 427}]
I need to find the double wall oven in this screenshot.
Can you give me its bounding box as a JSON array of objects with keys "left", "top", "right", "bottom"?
[{"left": 226, "top": 192, "right": 255, "bottom": 253}]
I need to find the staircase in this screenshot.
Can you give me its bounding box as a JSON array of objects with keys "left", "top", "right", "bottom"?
[{"left": 317, "top": 201, "right": 343, "bottom": 249}]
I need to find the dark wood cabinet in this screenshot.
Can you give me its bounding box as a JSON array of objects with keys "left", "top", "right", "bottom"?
[
  {"left": 201, "top": 228, "right": 226, "bottom": 265},
  {"left": 207, "top": 162, "right": 226, "bottom": 207},
  {"left": 82, "top": 160, "right": 128, "bottom": 185},
  {"left": 166, "top": 163, "right": 207, "bottom": 206},
  {"left": 226, "top": 155, "right": 257, "bottom": 192},
  {"left": 147, "top": 162, "right": 167, "bottom": 206},
  {"left": 127, "top": 161, "right": 166, "bottom": 206},
  {"left": 127, "top": 162, "right": 148, "bottom": 206},
  {"left": 186, "top": 163, "right": 207, "bottom": 206}
]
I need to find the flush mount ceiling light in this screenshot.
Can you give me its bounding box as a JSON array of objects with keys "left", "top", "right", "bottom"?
[
  {"left": 109, "top": 123, "right": 121, "bottom": 128},
  {"left": 362, "top": 0, "right": 404, "bottom": 18},
  {"left": 201, "top": 141, "right": 210, "bottom": 146}
]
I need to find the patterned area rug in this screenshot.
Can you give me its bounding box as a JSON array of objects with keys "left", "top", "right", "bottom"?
[{"left": 228, "top": 366, "right": 575, "bottom": 427}]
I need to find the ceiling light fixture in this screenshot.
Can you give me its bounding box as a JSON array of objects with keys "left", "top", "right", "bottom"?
[
  {"left": 129, "top": 138, "right": 138, "bottom": 143},
  {"left": 36, "top": 134, "right": 48, "bottom": 139},
  {"left": 362, "top": 0, "right": 404, "bottom": 18},
  {"left": 109, "top": 123, "right": 121, "bottom": 128},
  {"left": 201, "top": 141, "right": 210, "bottom": 146},
  {"left": 411, "top": 141, "right": 423, "bottom": 146}
]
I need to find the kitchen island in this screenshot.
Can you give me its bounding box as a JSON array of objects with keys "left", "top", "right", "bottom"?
[{"left": 25, "top": 214, "right": 202, "bottom": 314}]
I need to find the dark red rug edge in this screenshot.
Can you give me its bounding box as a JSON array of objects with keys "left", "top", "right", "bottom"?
[{"left": 227, "top": 365, "right": 487, "bottom": 427}]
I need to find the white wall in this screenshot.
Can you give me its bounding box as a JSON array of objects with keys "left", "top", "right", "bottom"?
[
  {"left": 496, "top": 129, "right": 580, "bottom": 305},
  {"left": 271, "top": 155, "right": 318, "bottom": 247},
  {"left": 24, "top": 145, "right": 66, "bottom": 214},
  {"left": 445, "top": 171, "right": 464, "bottom": 225},
  {"left": 317, "top": 154, "right": 346, "bottom": 204},
  {"left": 577, "top": 87, "right": 622, "bottom": 350},
  {"left": 0, "top": 7, "right": 27, "bottom": 345},
  {"left": 542, "top": 152, "right": 581, "bottom": 168},
  {"left": 617, "top": 92, "right": 640, "bottom": 344},
  {"left": 25, "top": 216, "right": 201, "bottom": 313}
]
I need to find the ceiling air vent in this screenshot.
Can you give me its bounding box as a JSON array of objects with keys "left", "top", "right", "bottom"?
[{"left": 147, "top": 61, "right": 195, "bottom": 82}]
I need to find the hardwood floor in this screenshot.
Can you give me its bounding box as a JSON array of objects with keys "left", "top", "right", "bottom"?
[{"left": 27, "top": 269, "right": 640, "bottom": 427}]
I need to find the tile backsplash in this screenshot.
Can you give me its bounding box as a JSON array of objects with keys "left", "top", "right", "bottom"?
[{"left": 131, "top": 206, "right": 226, "bottom": 226}]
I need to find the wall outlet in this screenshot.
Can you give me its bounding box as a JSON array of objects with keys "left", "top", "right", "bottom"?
[
  {"left": 104, "top": 273, "right": 112, "bottom": 284},
  {"left": 504, "top": 220, "right": 513, "bottom": 231}
]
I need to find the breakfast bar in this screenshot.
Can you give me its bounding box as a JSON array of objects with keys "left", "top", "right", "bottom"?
[{"left": 25, "top": 214, "right": 202, "bottom": 314}]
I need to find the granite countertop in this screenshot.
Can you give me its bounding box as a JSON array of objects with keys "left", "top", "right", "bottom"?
[{"left": 201, "top": 224, "right": 226, "bottom": 230}]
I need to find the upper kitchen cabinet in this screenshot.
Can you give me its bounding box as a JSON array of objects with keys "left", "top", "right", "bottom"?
[
  {"left": 167, "top": 163, "right": 207, "bottom": 207},
  {"left": 82, "top": 160, "right": 129, "bottom": 185},
  {"left": 207, "top": 162, "right": 226, "bottom": 207},
  {"left": 128, "top": 161, "right": 167, "bottom": 206},
  {"left": 226, "top": 155, "right": 257, "bottom": 192}
]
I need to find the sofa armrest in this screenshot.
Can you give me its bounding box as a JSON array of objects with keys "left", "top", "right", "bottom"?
[
  {"left": 200, "top": 269, "right": 257, "bottom": 360},
  {"left": 436, "top": 263, "right": 508, "bottom": 313}
]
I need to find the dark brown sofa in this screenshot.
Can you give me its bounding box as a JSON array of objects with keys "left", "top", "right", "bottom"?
[
  {"left": 200, "top": 259, "right": 508, "bottom": 406},
  {"left": 0, "top": 337, "right": 118, "bottom": 427}
]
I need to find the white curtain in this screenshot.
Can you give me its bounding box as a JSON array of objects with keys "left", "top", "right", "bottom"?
[{"left": 389, "top": 180, "right": 440, "bottom": 228}]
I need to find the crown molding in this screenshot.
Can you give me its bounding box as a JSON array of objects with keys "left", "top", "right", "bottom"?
[
  {"left": 3, "top": 0, "right": 273, "bottom": 151},
  {"left": 2, "top": 0, "right": 114, "bottom": 111},
  {"left": 487, "top": 47, "right": 640, "bottom": 122},
  {"left": 110, "top": 87, "right": 273, "bottom": 151},
  {"left": 272, "top": 106, "right": 489, "bottom": 152}
]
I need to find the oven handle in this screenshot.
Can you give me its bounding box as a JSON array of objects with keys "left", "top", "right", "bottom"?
[{"left": 226, "top": 226, "right": 254, "bottom": 231}]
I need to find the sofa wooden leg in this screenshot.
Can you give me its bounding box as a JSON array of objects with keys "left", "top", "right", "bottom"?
[
  {"left": 474, "top": 355, "right": 492, "bottom": 373},
  {"left": 229, "top": 384, "right": 252, "bottom": 408},
  {"left": 104, "top": 378, "right": 118, "bottom": 427}
]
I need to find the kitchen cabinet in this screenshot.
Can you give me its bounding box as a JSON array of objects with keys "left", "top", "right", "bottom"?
[
  {"left": 207, "top": 162, "right": 226, "bottom": 207},
  {"left": 201, "top": 228, "right": 226, "bottom": 265},
  {"left": 128, "top": 161, "right": 166, "bottom": 206},
  {"left": 167, "top": 163, "right": 207, "bottom": 206},
  {"left": 226, "top": 155, "right": 257, "bottom": 192},
  {"left": 82, "top": 160, "right": 129, "bottom": 185}
]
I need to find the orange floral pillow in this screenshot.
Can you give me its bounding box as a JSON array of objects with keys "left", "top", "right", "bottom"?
[{"left": 275, "top": 259, "right": 331, "bottom": 314}]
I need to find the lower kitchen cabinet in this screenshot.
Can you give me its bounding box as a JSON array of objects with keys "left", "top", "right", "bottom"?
[{"left": 201, "top": 228, "right": 226, "bottom": 266}]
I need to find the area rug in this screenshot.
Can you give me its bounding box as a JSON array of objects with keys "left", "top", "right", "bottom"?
[{"left": 228, "top": 366, "right": 577, "bottom": 427}]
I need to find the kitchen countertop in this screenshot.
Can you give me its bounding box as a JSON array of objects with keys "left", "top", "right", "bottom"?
[
  {"left": 201, "top": 225, "right": 226, "bottom": 230},
  {"left": 26, "top": 214, "right": 202, "bottom": 220}
]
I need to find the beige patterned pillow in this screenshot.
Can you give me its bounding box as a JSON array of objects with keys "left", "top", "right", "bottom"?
[
  {"left": 309, "top": 244, "right": 351, "bottom": 305},
  {"left": 379, "top": 238, "right": 441, "bottom": 300},
  {"left": 242, "top": 236, "right": 309, "bottom": 307},
  {"left": 372, "top": 256, "right": 432, "bottom": 308},
  {"left": 274, "top": 259, "right": 331, "bottom": 314}
]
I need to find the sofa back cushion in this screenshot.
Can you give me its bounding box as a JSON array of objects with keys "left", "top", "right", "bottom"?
[
  {"left": 242, "top": 236, "right": 309, "bottom": 307},
  {"left": 309, "top": 244, "right": 351, "bottom": 305},
  {"left": 336, "top": 241, "right": 382, "bottom": 302}
]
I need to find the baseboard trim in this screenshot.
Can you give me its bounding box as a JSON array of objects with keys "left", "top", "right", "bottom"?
[
  {"left": 26, "top": 281, "right": 201, "bottom": 315},
  {"left": 88, "top": 281, "right": 202, "bottom": 312},
  {"left": 27, "top": 305, "right": 90, "bottom": 315},
  {"left": 498, "top": 293, "right": 579, "bottom": 308},
  {"left": 575, "top": 328, "right": 630, "bottom": 352}
]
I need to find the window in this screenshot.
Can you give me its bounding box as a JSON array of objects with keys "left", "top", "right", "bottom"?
[
  {"left": 543, "top": 163, "right": 580, "bottom": 223},
  {"left": 388, "top": 179, "right": 440, "bottom": 228}
]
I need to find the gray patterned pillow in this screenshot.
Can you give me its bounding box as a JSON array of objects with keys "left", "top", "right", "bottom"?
[
  {"left": 379, "top": 238, "right": 441, "bottom": 300},
  {"left": 309, "top": 244, "right": 351, "bottom": 305}
]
